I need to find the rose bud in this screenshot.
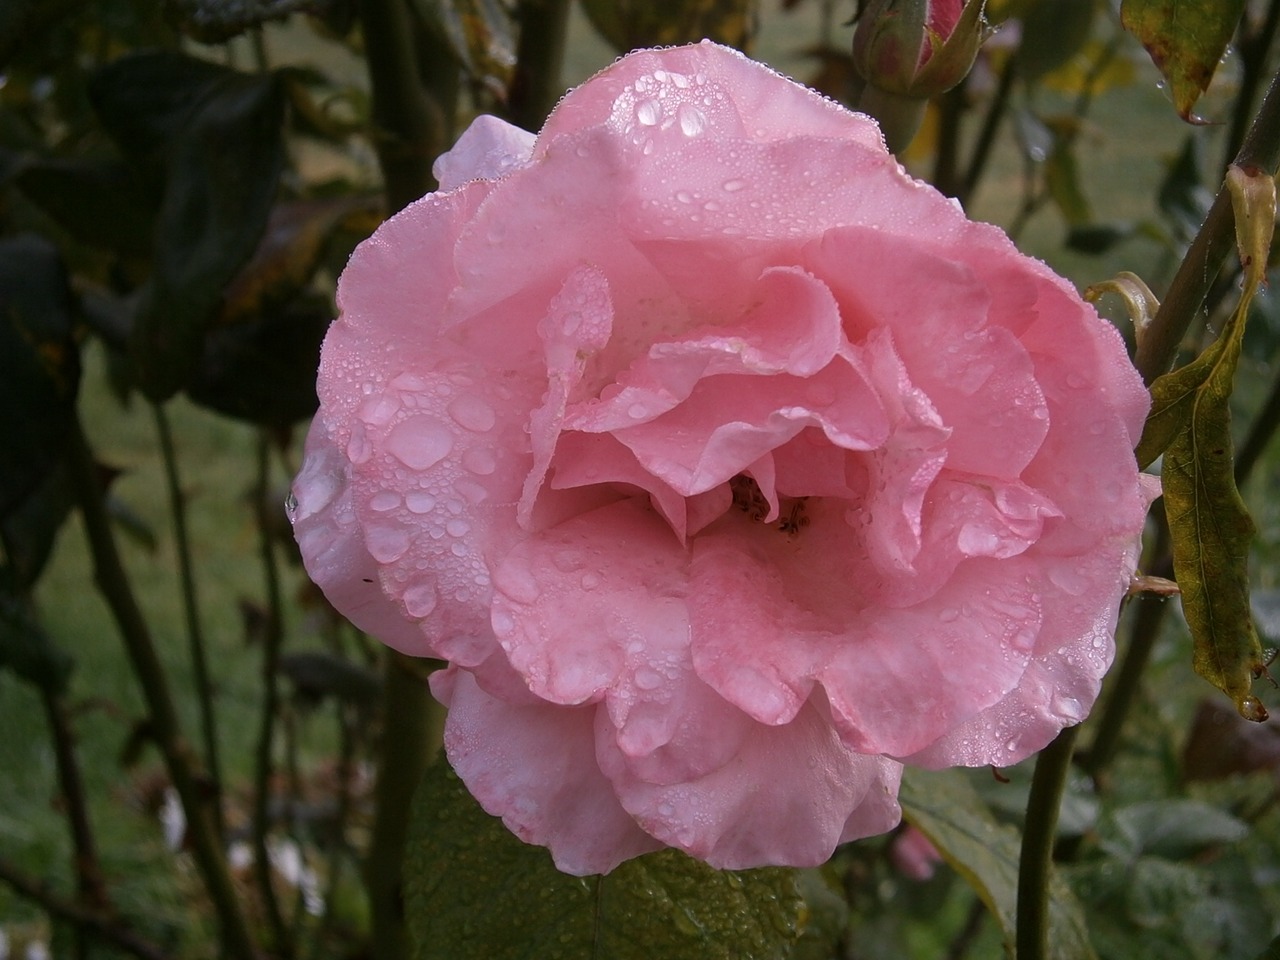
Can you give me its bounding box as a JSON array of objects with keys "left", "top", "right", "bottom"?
[{"left": 852, "top": 0, "right": 987, "bottom": 151}]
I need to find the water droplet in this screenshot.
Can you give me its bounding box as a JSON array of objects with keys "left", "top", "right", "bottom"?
[
  {"left": 405, "top": 490, "right": 437, "bottom": 514},
  {"left": 492, "top": 609, "right": 516, "bottom": 635},
  {"left": 940, "top": 607, "right": 959, "bottom": 622},
  {"left": 581, "top": 572, "right": 600, "bottom": 590},
  {"left": 370, "top": 491, "right": 401, "bottom": 512},
  {"left": 636, "top": 99, "right": 661, "bottom": 126},
  {"left": 677, "top": 104, "right": 707, "bottom": 137},
  {"left": 462, "top": 447, "right": 496, "bottom": 475},
  {"left": 635, "top": 668, "right": 663, "bottom": 690},
  {"left": 722, "top": 178, "right": 747, "bottom": 192},
  {"left": 386, "top": 417, "right": 453, "bottom": 470},
  {"left": 403, "top": 581, "right": 437, "bottom": 618},
  {"left": 284, "top": 491, "right": 298, "bottom": 521},
  {"left": 675, "top": 190, "right": 694, "bottom": 204},
  {"left": 448, "top": 395, "right": 496, "bottom": 433},
  {"left": 346, "top": 422, "right": 373, "bottom": 464},
  {"left": 1239, "top": 695, "right": 1269, "bottom": 722},
  {"left": 367, "top": 523, "right": 409, "bottom": 563},
  {"left": 446, "top": 519, "right": 470, "bottom": 537},
  {"left": 1066, "top": 372, "right": 1089, "bottom": 389},
  {"left": 627, "top": 403, "right": 647, "bottom": 419},
  {"left": 359, "top": 394, "right": 401, "bottom": 426}
]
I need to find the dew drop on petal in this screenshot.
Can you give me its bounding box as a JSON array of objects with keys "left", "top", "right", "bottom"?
[
  {"left": 405, "top": 490, "right": 438, "bottom": 514},
  {"left": 722, "top": 178, "right": 747, "bottom": 193},
  {"left": 386, "top": 417, "right": 453, "bottom": 470},
  {"left": 448, "top": 395, "right": 496, "bottom": 433},
  {"left": 403, "top": 581, "right": 438, "bottom": 618},
  {"left": 367, "top": 523, "right": 410, "bottom": 563},
  {"left": 446, "top": 519, "right": 471, "bottom": 537},
  {"left": 370, "top": 491, "right": 401, "bottom": 512},
  {"left": 463, "top": 447, "right": 497, "bottom": 476},
  {"left": 636, "top": 99, "right": 661, "bottom": 126},
  {"left": 677, "top": 104, "right": 707, "bottom": 136},
  {"left": 635, "top": 668, "right": 663, "bottom": 690},
  {"left": 284, "top": 492, "right": 298, "bottom": 521}
]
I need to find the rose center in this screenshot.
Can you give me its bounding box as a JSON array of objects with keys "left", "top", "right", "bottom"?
[{"left": 728, "top": 474, "right": 811, "bottom": 537}]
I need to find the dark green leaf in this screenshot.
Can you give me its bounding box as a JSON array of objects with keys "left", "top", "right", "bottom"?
[
  {"left": 0, "top": 576, "right": 73, "bottom": 694},
  {"left": 0, "top": 234, "right": 81, "bottom": 519},
  {"left": 165, "top": 0, "right": 319, "bottom": 43},
  {"left": 186, "top": 297, "right": 327, "bottom": 427},
  {"left": 1254, "top": 934, "right": 1280, "bottom": 960},
  {"left": 1110, "top": 801, "right": 1248, "bottom": 860},
  {"left": 1066, "top": 223, "right": 1135, "bottom": 255},
  {"left": 411, "top": 0, "right": 516, "bottom": 92},
  {"left": 1121, "top": 0, "right": 1247, "bottom": 121},
  {"left": 15, "top": 156, "right": 157, "bottom": 254},
  {"left": 1, "top": 462, "right": 74, "bottom": 590},
  {"left": 91, "top": 52, "right": 286, "bottom": 399},
  {"left": 899, "top": 769, "right": 1096, "bottom": 960},
  {"left": 1016, "top": 0, "right": 1099, "bottom": 83},
  {"left": 279, "top": 651, "right": 382, "bottom": 709},
  {"left": 405, "top": 760, "right": 808, "bottom": 960}
]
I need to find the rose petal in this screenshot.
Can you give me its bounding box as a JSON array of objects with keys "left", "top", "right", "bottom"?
[
  {"left": 433, "top": 667, "right": 662, "bottom": 876},
  {"left": 432, "top": 114, "right": 537, "bottom": 191},
  {"left": 599, "top": 697, "right": 903, "bottom": 870}
]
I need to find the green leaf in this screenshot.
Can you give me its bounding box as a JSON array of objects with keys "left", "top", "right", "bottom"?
[
  {"left": 1120, "top": 0, "right": 1247, "bottom": 122},
  {"left": 1145, "top": 164, "right": 1274, "bottom": 720},
  {"left": 14, "top": 156, "right": 157, "bottom": 255},
  {"left": 0, "top": 234, "right": 81, "bottom": 520},
  {"left": 91, "top": 52, "right": 286, "bottom": 400},
  {"left": 1254, "top": 934, "right": 1280, "bottom": 960},
  {"left": 405, "top": 760, "right": 811, "bottom": 960},
  {"left": 899, "top": 769, "right": 1096, "bottom": 960},
  {"left": 1016, "top": 0, "right": 1099, "bottom": 83},
  {"left": 0, "top": 575, "right": 73, "bottom": 694},
  {"left": 1109, "top": 800, "right": 1248, "bottom": 860}
]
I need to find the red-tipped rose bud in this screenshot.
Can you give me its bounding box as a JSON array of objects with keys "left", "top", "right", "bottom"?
[{"left": 852, "top": 0, "right": 986, "bottom": 152}]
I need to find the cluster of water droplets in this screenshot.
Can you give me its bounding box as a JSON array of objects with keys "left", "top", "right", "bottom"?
[{"left": 347, "top": 367, "right": 519, "bottom": 623}]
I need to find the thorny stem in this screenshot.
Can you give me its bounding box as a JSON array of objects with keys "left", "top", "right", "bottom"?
[
  {"left": 42, "top": 690, "right": 108, "bottom": 912},
  {"left": 253, "top": 433, "right": 293, "bottom": 956},
  {"left": 507, "top": 0, "right": 573, "bottom": 134},
  {"left": 1136, "top": 69, "right": 1280, "bottom": 384},
  {"left": 1016, "top": 725, "right": 1079, "bottom": 960},
  {"left": 152, "top": 402, "right": 223, "bottom": 838},
  {"left": 65, "top": 417, "right": 259, "bottom": 959},
  {"left": 0, "top": 855, "right": 170, "bottom": 960}
]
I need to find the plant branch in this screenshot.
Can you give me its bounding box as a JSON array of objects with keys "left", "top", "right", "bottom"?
[
  {"left": 507, "top": 0, "right": 573, "bottom": 133},
  {"left": 959, "top": 52, "right": 1016, "bottom": 208},
  {"left": 1223, "top": 0, "right": 1280, "bottom": 176},
  {"left": 1016, "top": 724, "right": 1079, "bottom": 960},
  {"left": 65, "top": 417, "right": 260, "bottom": 959},
  {"left": 0, "top": 855, "right": 170, "bottom": 960},
  {"left": 152, "top": 402, "right": 223, "bottom": 837},
  {"left": 41, "top": 690, "right": 108, "bottom": 912},
  {"left": 253, "top": 433, "right": 293, "bottom": 956},
  {"left": 1137, "top": 70, "right": 1280, "bottom": 384}
]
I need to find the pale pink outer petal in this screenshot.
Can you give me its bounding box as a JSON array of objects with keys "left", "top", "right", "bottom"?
[
  {"left": 431, "top": 666, "right": 663, "bottom": 876},
  {"left": 598, "top": 698, "right": 903, "bottom": 870},
  {"left": 432, "top": 114, "right": 536, "bottom": 191}
]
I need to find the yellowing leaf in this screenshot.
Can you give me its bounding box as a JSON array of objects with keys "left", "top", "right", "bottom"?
[{"left": 1120, "top": 0, "right": 1246, "bottom": 121}]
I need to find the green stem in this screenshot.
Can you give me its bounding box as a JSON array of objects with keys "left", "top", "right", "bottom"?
[
  {"left": 42, "top": 690, "right": 108, "bottom": 912},
  {"left": 66, "top": 417, "right": 260, "bottom": 959},
  {"left": 1222, "top": 0, "right": 1280, "bottom": 176},
  {"left": 959, "top": 52, "right": 1016, "bottom": 208},
  {"left": 152, "top": 402, "right": 223, "bottom": 837},
  {"left": 363, "top": 653, "right": 440, "bottom": 960},
  {"left": 1080, "top": 523, "right": 1173, "bottom": 784},
  {"left": 252, "top": 433, "right": 293, "bottom": 957},
  {"left": 931, "top": 76, "right": 969, "bottom": 197},
  {"left": 507, "top": 0, "right": 573, "bottom": 134},
  {"left": 1137, "top": 69, "right": 1280, "bottom": 384},
  {"left": 1016, "top": 724, "right": 1079, "bottom": 960}
]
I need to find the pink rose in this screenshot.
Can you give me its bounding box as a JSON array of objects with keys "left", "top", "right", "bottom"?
[{"left": 290, "top": 41, "right": 1153, "bottom": 876}]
